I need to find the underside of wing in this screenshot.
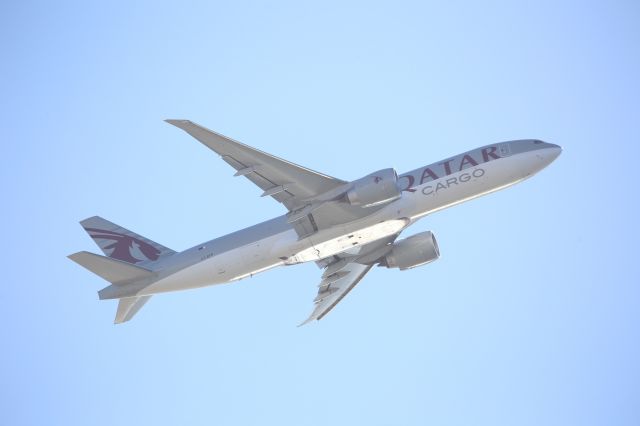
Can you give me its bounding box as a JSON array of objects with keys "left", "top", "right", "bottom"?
[
  {"left": 299, "top": 263, "right": 374, "bottom": 326},
  {"left": 299, "top": 235, "right": 398, "bottom": 325},
  {"left": 166, "top": 120, "right": 347, "bottom": 210}
]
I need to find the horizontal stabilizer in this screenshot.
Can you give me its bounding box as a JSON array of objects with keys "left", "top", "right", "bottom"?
[
  {"left": 115, "top": 296, "right": 152, "bottom": 324},
  {"left": 68, "top": 251, "right": 155, "bottom": 284}
]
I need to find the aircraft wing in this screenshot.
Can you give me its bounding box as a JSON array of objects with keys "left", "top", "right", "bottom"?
[
  {"left": 166, "top": 120, "right": 347, "bottom": 210},
  {"left": 299, "top": 262, "right": 374, "bottom": 326},
  {"left": 299, "top": 235, "right": 397, "bottom": 325}
]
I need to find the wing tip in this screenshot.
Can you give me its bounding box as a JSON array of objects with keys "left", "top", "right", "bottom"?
[
  {"left": 165, "top": 119, "right": 193, "bottom": 128},
  {"left": 297, "top": 317, "right": 316, "bottom": 327},
  {"left": 67, "top": 250, "right": 91, "bottom": 262}
]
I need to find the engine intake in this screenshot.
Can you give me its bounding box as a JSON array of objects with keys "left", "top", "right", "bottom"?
[
  {"left": 382, "top": 231, "right": 440, "bottom": 270},
  {"left": 346, "top": 168, "right": 401, "bottom": 207}
]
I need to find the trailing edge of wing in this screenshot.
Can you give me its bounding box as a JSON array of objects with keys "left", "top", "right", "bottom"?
[{"left": 165, "top": 120, "right": 346, "bottom": 210}]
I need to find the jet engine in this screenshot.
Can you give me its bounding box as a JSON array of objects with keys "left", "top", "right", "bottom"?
[
  {"left": 381, "top": 231, "right": 440, "bottom": 270},
  {"left": 346, "top": 168, "right": 402, "bottom": 207}
]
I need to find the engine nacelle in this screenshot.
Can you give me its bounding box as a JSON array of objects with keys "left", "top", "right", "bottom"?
[
  {"left": 346, "top": 168, "right": 401, "bottom": 207},
  {"left": 382, "top": 231, "right": 440, "bottom": 270}
]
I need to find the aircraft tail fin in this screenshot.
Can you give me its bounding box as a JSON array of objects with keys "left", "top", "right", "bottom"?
[{"left": 79, "top": 216, "right": 175, "bottom": 266}]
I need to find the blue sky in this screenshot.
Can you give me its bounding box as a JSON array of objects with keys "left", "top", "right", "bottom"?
[{"left": 1, "top": 1, "right": 639, "bottom": 425}]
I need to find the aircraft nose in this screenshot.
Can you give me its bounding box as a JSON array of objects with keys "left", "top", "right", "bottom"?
[
  {"left": 546, "top": 143, "right": 562, "bottom": 161},
  {"left": 533, "top": 141, "right": 562, "bottom": 167}
]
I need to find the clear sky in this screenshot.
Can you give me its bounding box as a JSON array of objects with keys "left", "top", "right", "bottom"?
[{"left": 1, "top": 1, "right": 639, "bottom": 425}]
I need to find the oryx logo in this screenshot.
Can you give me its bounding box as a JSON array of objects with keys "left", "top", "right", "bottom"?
[{"left": 85, "top": 228, "right": 160, "bottom": 264}]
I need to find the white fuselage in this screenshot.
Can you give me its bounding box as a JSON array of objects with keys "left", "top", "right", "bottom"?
[{"left": 101, "top": 140, "right": 560, "bottom": 299}]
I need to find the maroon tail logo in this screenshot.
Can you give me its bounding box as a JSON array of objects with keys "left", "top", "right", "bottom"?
[{"left": 85, "top": 228, "right": 161, "bottom": 264}]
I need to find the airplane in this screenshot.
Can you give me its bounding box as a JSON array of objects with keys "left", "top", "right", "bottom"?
[{"left": 69, "top": 120, "right": 562, "bottom": 325}]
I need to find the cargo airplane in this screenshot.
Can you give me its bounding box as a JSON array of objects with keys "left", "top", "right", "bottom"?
[{"left": 69, "top": 120, "right": 561, "bottom": 324}]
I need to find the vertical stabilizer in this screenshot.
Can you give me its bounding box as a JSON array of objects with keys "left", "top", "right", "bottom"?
[{"left": 80, "top": 216, "right": 175, "bottom": 266}]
